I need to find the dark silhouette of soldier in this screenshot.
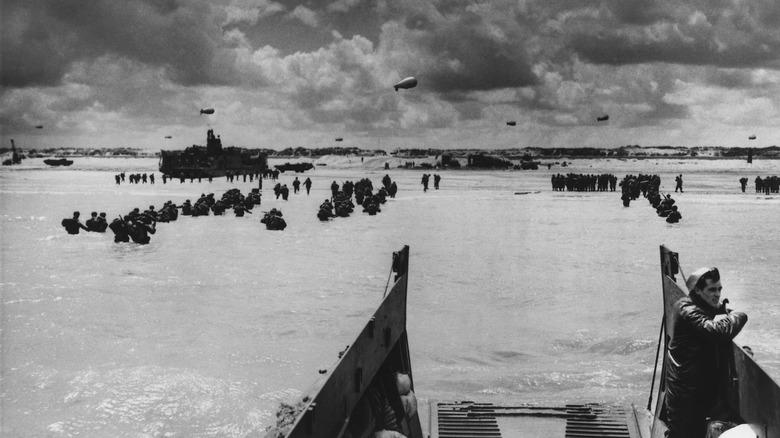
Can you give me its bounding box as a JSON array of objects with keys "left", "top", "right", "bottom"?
[
  {"left": 675, "top": 174, "right": 683, "bottom": 193},
  {"left": 293, "top": 177, "right": 301, "bottom": 194},
  {"left": 128, "top": 220, "right": 155, "bottom": 244},
  {"left": 95, "top": 213, "right": 108, "bottom": 232},
  {"left": 62, "top": 211, "right": 89, "bottom": 234},
  {"left": 739, "top": 177, "right": 748, "bottom": 193},
  {"left": 304, "top": 177, "right": 312, "bottom": 195},
  {"left": 85, "top": 212, "right": 104, "bottom": 232},
  {"left": 109, "top": 216, "right": 130, "bottom": 242}
]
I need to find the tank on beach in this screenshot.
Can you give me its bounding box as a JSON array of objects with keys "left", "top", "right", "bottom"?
[
  {"left": 273, "top": 246, "right": 780, "bottom": 438},
  {"left": 158, "top": 129, "right": 267, "bottom": 178}
]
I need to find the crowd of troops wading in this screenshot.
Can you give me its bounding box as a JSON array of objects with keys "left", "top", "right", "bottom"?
[
  {"left": 63, "top": 187, "right": 270, "bottom": 243},
  {"left": 420, "top": 173, "right": 441, "bottom": 191},
  {"left": 619, "top": 174, "right": 682, "bottom": 223},
  {"left": 550, "top": 173, "right": 618, "bottom": 191},
  {"left": 114, "top": 169, "right": 282, "bottom": 185},
  {"left": 319, "top": 175, "right": 397, "bottom": 220}
]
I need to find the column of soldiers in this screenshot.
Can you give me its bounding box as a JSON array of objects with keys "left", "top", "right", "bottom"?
[
  {"left": 618, "top": 174, "right": 681, "bottom": 223},
  {"left": 551, "top": 174, "right": 617, "bottom": 191},
  {"left": 752, "top": 176, "right": 779, "bottom": 194}
]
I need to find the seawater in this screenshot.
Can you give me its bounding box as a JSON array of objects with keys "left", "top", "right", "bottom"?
[{"left": 1, "top": 157, "right": 779, "bottom": 437}]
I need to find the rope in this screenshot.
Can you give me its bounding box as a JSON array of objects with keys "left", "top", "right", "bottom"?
[
  {"left": 382, "top": 263, "right": 394, "bottom": 298},
  {"left": 674, "top": 253, "right": 687, "bottom": 286},
  {"left": 647, "top": 315, "right": 665, "bottom": 411}
]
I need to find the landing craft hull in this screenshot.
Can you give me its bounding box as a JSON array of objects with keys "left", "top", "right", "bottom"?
[
  {"left": 280, "top": 246, "right": 423, "bottom": 438},
  {"left": 640, "top": 246, "right": 780, "bottom": 438}
]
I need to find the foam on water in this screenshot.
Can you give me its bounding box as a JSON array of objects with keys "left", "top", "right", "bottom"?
[{"left": 1, "top": 158, "right": 779, "bottom": 436}]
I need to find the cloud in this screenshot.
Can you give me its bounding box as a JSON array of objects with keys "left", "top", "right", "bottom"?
[
  {"left": 565, "top": 0, "right": 780, "bottom": 68},
  {"left": 327, "top": 0, "right": 362, "bottom": 14},
  {"left": 224, "top": 0, "right": 285, "bottom": 26},
  {"left": 1, "top": 0, "right": 235, "bottom": 87},
  {"left": 3, "top": 0, "right": 780, "bottom": 149},
  {"left": 289, "top": 5, "right": 319, "bottom": 27}
]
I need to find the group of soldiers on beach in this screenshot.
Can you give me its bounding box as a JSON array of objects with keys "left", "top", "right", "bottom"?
[
  {"left": 748, "top": 175, "right": 779, "bottom": 194},
  {"left": 114, "top": 172, "right": 156, "bottom": 184},
  {"left": 113, "top": 169, "right": 289, "bottom": 185},
  {"left": 273, "top": 177, "right": 312, "bottom": 200},
  {"left": 420, "top": 174, "right": 441, "bottom": 191},
  {"left": 551, "top": 173, "right": 618, "bottom": 191}
]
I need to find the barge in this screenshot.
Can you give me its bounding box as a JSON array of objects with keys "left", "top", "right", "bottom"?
[{"left": 271, "top": 245, "right": 779, "bottom": 437}]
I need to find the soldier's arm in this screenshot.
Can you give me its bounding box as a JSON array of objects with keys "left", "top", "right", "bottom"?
[{"left": 679, "top": 301, "right": 747, "bottom": 340}]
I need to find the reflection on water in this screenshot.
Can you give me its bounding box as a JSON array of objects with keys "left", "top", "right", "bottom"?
[{"left": 1, "top": 159, "right": 779, "bottom": 436}]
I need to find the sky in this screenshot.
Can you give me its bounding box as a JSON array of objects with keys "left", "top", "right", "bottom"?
[{"left": 2, "top": 0, "right": 780, "bottom": 151}]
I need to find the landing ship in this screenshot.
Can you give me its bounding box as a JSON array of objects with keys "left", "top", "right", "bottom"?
[{"left": 159, "top": 129, "right": 267, "bottom": 178}]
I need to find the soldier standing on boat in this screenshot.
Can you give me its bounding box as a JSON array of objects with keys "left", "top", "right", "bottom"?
[{"left": 664, "top": 267, "right": 747, "bottom": 438}]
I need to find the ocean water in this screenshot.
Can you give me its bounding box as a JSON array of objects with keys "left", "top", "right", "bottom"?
[{"left": 1, "top": 157, "right": 779, "bottom": 437}]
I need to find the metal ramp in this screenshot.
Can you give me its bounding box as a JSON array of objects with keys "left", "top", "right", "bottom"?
[{"left": 431, "top": 401, "right": 640, "bottom": 438}]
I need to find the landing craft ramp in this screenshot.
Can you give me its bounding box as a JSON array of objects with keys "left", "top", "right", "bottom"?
[{"left": 431, "top": 401, "right": 640, "bottom": 438}]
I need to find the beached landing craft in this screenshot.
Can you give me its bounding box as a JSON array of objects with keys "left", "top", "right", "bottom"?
[
  {"left": 43, "top": 158, "right": 74, "bottom": 166},
  {"left": 158, "top": 129, "right": 267, "bottom": 178},
  {"left": 273, "top": 246, "right": 780, "bottom": 438}
]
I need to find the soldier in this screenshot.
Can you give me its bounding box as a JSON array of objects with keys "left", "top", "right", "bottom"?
[
  {"left": 675, "top": 174, "right": 683, "bottom": 193},
  {"left": 62, "top": 211, "right": 89, "bottom": 234}
]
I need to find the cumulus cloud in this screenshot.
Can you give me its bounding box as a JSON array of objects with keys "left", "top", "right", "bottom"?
[
  {"left": 224, "top": 0, "right": 285, "bottom": 26},
  {"left": 1, "top": 0, "right": 235, "bottom": 87},
  {"left": 565, "top": 0, "right": 780, "bottom": 68},
  {"left": 327, "top": 0, "right": 362, "bottom": 14},
  {"left": 2, "top": 0, "right": 780, "bottom": 148},
  {"left": 289, "top": 5, "right": 319, "bottom": 27}
]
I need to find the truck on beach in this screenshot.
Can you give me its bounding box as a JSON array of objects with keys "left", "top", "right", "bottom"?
[
  {"left": 158, "top": 129, "right": 267, "bottom": 178},
  {"left": 269, "top": 245, "right": 779, "bottom": 438}
]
